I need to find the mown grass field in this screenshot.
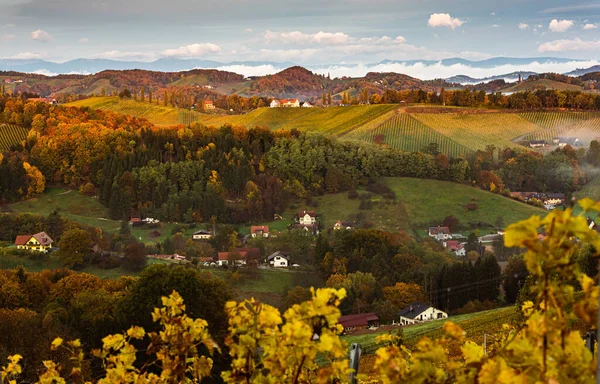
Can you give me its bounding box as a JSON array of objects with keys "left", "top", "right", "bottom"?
[
  {"left": 0, "top": 123, "right": 28, "bottom": 150},
  {"left": 312, "top": 177, "right": 544, "bottom": 234}
]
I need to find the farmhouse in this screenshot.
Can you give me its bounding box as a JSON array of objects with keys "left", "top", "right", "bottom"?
[
  {"left": 280, "top": 98, "right": 300, "bottom": 107},
  {"left": 301, "top": 102, "right": 314, "bottom": 108},
  {"left": 217, "top": 247, "right": 260, "bottom": 267},
  {"left": 558, "top": 137, "right": 582, "bottom": 147},
  {"left": 250, "top": 225, "right": 270, "bottom": 238},
  {"left": 445, "top": 240, "right": 466, "bottom": 257},
  {"left": 294, "top": 223, "right": 319, "bottom": 235},
  {"left": 203, "top": 100, "right": 215, "bottom": 110},
  {"left": 428, "top": 226, "right": 451, "bottom": 241},
  {"left": 27, "top": 97, "right": 57, "bottom": 105},
  {"left": 267, "top": 251, "right": 289, "bottom": 267},
  {"left": 398, "top": 302, "right": 448, "bottom": 325},
  {"left": 333, "top": 220, "right": 354, "bottom": 230},
  {"left": 270, "top": 99, "right": 281, "bottom": 108},
  {"left": 298, "top": 210, "right": 317, "bottom": 225},
  {"left": 129, "top": 213, "right": 142, "bottom": 225},
  {"left": 14, "top": 232, "right": 54, "bottom": 253},
  {"left": 529, "top": 140, "right": 546, "bottom": 148},
  {"left": 338, "top": 313, "right": 379, "bottom": 333},
  {"left": 192, "top": 230, "right": 212, "bottom": 240}
]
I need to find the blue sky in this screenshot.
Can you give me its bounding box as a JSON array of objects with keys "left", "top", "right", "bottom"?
[{"left": 0, "top": 0, "right": 598, "bottom": 70}]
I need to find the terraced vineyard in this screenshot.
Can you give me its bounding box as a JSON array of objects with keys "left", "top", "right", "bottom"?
[
  {"left": 346, "top": 113, "right": 473, "bottom": 158},
  {"left": 0, "top": 124, "right": 28, "bottom": 150},
  {"left": 412, "top": 113, "right": 541, "bottom": 151}
]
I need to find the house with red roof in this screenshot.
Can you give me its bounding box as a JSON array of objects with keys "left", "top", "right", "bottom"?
[
  {"left": 250, "top": 226, "right": 269, "bottom": 238},
  {"left": 14, "top": 232, "right": 54, "bottom": 253},
  {"left": 338, "top": 313, "right": 379, "bottom": 333}
]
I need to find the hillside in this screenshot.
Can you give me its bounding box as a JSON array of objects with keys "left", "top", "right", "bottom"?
[
  {"left": 502, "top": 79, "right": 586, "bottom": 93},
  {"left": 0, "top": 124, "right": 28, "bottom": 150}
]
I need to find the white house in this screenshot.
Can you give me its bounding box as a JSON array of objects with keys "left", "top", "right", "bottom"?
[
  {"left": 280, "top": 98, "right": 300, "bottom": 107},
  {"left": 299, "top": 210, "right": 317, "bottom": 225},
  {"left": 428, "top": 226, "right": 451, "bottom": 241},
  {"left": 267, "top": 251, "right": 289, "bottom": 268},
  {"left": 333, "top": 220, "right": 354, "bottom": 230},
  {"left": 398, "top": 302, "right": 448, "bottom": 325},
  {"left": 250, "top": 226, "right": 270, "bottom": 238},
  {"left": 192, "top": 230, "right": 212, "bottom": 240},
  {"left": 302, "top": 102, "right": 314, "bottom": 108},
  {"left": 270, "top": 99, "right": 281, "bottom": 108}
]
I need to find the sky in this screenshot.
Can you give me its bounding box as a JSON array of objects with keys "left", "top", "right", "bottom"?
[{"left": 0, "top": 0, "right": 599, "bottom": 77}]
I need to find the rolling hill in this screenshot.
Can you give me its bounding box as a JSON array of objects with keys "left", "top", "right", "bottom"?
[{"left": 502, "top": 79, "right": 587, "bottom": 93}]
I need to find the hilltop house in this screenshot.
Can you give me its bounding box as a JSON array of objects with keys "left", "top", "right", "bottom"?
[
  {"left": 398, "top": 303, "right": 448, "bottom": 325},
  {"left": 270, "top": 99, "right": 281, "bottom": 108},
  {"left": 281, "top": 98, "right": 300, "bottom": 107},
  {"left": 250, "top": 226, "right": 270, "bottom": 238},
  {"left": 14, "top": 232, "right": 54, "bottom": 253},
  {"left": 428, "top": 226, "right": 451, "bottom": 241},
  {"left": 192, "top": 230, "right": 212, "bottom": 240},
  {"left": 299, "top": 210, "right": 317, "bottom": 225},
  {"left": 203, "top": 100, "right": 215, "bottom": 110},
  {"left": 302, "top": 102, "right": 314, "bottom": 108},
  {"left": 445, "top": 240, "right": 466, "bottom": 257},
  {"left": 267, "top": 251, "right": 289, "bottom": 267},
  {"left": 338, "top": 313, "right": 379, "bottom": 333}
]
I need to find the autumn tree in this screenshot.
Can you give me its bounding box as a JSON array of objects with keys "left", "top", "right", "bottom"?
[
  {"left": 57, "top": 228, "right": 92, "bottom": 268},
  {"left": 123, "top": 240, "right": 147, "bottom": 271}
]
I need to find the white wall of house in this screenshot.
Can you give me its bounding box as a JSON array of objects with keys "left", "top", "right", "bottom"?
[
  {"left": 270, "top": 256, "right": 288, "bottom": 267},
  {"left": 299, "top": 214, "right": 315, "bottom": 225},
  {"left": 193, "top": 234, "right": 212, "bottom": 240},
  {"left": 400, "top": 307, "right": 448, "bottom": 325}
]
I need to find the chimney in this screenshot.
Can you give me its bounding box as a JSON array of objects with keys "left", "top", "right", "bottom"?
[{"left": 410, "top": 305, "right": 413, "bottom": 311}]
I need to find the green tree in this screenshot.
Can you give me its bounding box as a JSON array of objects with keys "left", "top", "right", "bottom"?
[
  {"left": 123, "top": 240, "right": 147, "bottom": 271},
  {"left": 57, "top": 228, "right": 92, "bottom": 268}
]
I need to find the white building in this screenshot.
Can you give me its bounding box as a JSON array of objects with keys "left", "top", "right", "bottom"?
[
  {"left": 192, "top": 230, "right": 212, "bottom": 240},
  {"left": 302, "top": 102, "right": 314, "bottom": 108},
  {"left": 428, "top": 226, "right": 451, "bottom": 241},
  {"left": 267, "top": 251, "right": 289, "bottom": 267},
  {"left": 270, "top": 99, "right": 281, "bottom": 108},
  {"left": 398, "top": 302, "right": 448, "bottom": 325},
  {"left": 299, "top": 210, "right": 316, "bottom": 225}
]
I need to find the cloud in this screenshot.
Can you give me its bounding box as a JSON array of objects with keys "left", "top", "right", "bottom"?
[
  {"left": 8, "top": 52, "right": 46, "bottom": 60},
  {"left": 584, "top": 23, "right": 597, "bottom": 30},
  {"left": 215, "top": 64, "right": 283, "bottom": 77},
  {"left": 519, "top": 23, "right": 529, "bottom": 30},
  {"left": 395, "top": 36, "right": 406, "bottom": 43},
  {"left": 79, "top": 38, "right": 89, "bottom": 43},
  {"left": 264, "top": 30, "right": 350, "bottom": 45},
  {"left": 162, "top": 43, "right": 221, "bottom": 58},
  {"left": 492, "top": 24, "right": 500, "bottom": 28},
  {"left": 427, "top": 13, "right": 465, "bottom": 29},
  {"left": 548, "top": 19, "right": 574, "bottom": 32},
  {"left": 31, "top": 29, "right": 52, "bottom": 42},
  {"left": 245, "top": 28, "right": 252, "bottom": 33},
  {"left": 538, "top": 37, "right": 600, "bottom": 52}
]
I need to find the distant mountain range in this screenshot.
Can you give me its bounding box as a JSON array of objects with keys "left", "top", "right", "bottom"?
[
  {"left": 565, "top": 65, "right": 600, "bottom": 77},
  {"left": 0, "top": 56, "right": 597, "bottom": 81},
  {"left": 446, "top": 72, "right": 538, "bottom": 85}
]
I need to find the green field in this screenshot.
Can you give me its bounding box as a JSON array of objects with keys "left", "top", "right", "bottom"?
[
  {"left": 0, "top": 124, "right": 28, "bottom": 150},
  {"left": 344, "top": 306, "right": 517, "bottom": 354},
  {"left": 312, "top": 177, "right": 544, "bottom": 234}
]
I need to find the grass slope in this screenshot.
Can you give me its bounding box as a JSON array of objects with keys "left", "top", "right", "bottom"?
[
  {"left": 411, "top": 113, "right": 541, "bottom": 151},
  {"left": 0, "top": 124, "right": 28, "bottom": 150},
  {"left": 503, "top": 79, "right": 585, "bottom": 93},
  {"left": 312, "top": 177, "right": 544, "bottom": 234}
]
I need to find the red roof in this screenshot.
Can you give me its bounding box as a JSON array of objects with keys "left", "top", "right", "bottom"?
[
  {"left": 251, "top": 225, "right": 270, "bottom": 234},
  {"left": 218, "top": 251, "right": 247, "bottom": 261},
  {"left": 446, "top": 240, "right": 459, "bottom": 250},
  {"left": 14, "top": 235, "right": 32, "bottom": 246},
  {"left": 203, "top": 100, "right": 213, "bottom": 105},
  {"left": 299, "top": 210, "right": 316, "bottom": 217},
  {"left": 32, "top": 232, "right": 53, "bottom": 246},
  {"left": 280, "top": 98, "right": 299, "bottom": 104},
  {"left": 338, "top": 313, "right": 379, "bottom": 328},
  {"left": 199, "top": 257, "right": 214, "bottom": 262}
]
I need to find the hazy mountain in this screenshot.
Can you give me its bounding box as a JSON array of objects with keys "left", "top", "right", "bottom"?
[
  {"left": 446, "top": 71, "right": 537, "bottom": 85},
  {"left": 565, "top": 65, "right": 600, "bottom": 77}
]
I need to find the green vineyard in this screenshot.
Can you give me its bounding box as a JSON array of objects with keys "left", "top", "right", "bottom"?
[
  {"left": 519, "top": 111, "right": 600, "bottom": 129},
  {"left": 411, "top": 113, "right": 541, "bottom": 152},
  {"left": 0, "top": 124, "right": 28, "bottom": 150},
  {"left": 347, "top": 113, "right": 473, "bottom": 158}
]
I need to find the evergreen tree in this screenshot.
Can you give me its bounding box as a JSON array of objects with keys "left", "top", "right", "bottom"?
[
  {"left": 148, "top": 89, "right": 153, "bottom": 104},
  {"left": 327, "top": 91, "right": 332, "bottom": 106},
  {"left": 164, "top": 90, "right": 168, "bottom": 106},
  {"left": 141, "top": 86, "right": 145, "bottom": 102},
  {"left": 322, "top": 92, "right": 326, "bottom": 106}
]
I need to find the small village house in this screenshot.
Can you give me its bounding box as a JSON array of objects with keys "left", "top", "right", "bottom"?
[
  {"left": 398, "top": 302, "right": 448, "bottom": 325},
  {"left": 267, "top": 251, "right": 289, "bottom": 267},
  {"left": 217, "top": 248, "right": 260, "bottom": 267},
  {"left": 192, "top": 230, "right": 212, "bottom": 240},
  {"left": 529, "top": 140, "right": 546, "bottom": 148},
  {"left": 428, "top": 226, "right": 451, "bottom": 241},
  {"left": 333, "top": 220, "right": 354, "bottom": 231},
  {"left": 14, "top": 232, "right": 54, "bottom": 253},
  {"left": 280, "top": 98, "right": 300, "bottom": 107},
  {"left": 250, "top": 225, "right": 270, "bottom": 238},
  {"left": 203, "top": 100, "right": 215, "bottom": 110},
  {"left": 445, "top": 240, "right": 466, "bottom": 257},
  {"left": 301, "top": 101, "right": 313, "bottom": 108},
  {"left": 338, "top": 313, "right": 379, "bottom": 333},
  {"left": 129, "top": 213, "right": 142, "bottom": 225},
  {"left": 299, "top": 210, "right": 317, "bottom": 225},
  {"left": 270, "top": 99, "right": 281, "bottom": 108}
]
